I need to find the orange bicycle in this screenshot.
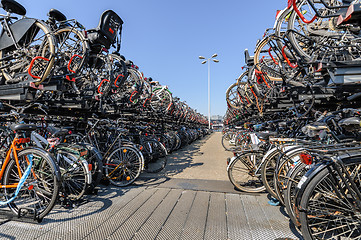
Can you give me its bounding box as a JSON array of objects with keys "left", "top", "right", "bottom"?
[{"left": 0, "top": 123, "right": 60, "bottom": 221}]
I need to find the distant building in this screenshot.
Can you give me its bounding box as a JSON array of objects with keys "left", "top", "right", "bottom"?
[
  {"left": 211, "top": 115, "right": 223, "bottom": 130},
  {"left": 211, "top": 115, "right": 223, "bottom": 121}
]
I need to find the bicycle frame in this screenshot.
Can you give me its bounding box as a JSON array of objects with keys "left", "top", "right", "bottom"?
[{"left": 0, "top": 136, "right": 30, "bottom": 189}]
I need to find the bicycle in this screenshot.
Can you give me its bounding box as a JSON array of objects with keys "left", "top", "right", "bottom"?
[
  {"left": 0, "top": 0, "right": 56, "bottom": 87},
  {"left": 0, "top": 122, "right": 60, "bottom": 221}
]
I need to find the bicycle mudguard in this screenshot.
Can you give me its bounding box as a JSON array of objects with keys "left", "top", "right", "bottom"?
[
  {"left": 261, "top": 145, "right": 300, "bottom": 166},
  {"left": 293, "top": 154, "right": 361, "bottom": 223},
  {"left": 0, "top": 18, "right": 37, "bottom": 51},
  {"left": 292, "top": 161, "right": 328, "bottom": 216}
]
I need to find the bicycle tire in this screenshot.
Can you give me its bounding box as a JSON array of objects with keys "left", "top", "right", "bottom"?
[
  {"left": 142, "top": 139, "right": 168, "bottom": 173},
  {"left": 260, "top": 147, "right": 283, "bottom": 200},
  {"left": 226, "top": 82, "right": 241, "bottom": 110},
  {"left": 0, "top": 20, "right": 56, "bottom": 85},
  {"left": 221, "top": 131, "right": 235, "bottom": 151},
  {"left": 287, "top": 0, "right": 344, "bottom": 61},
  {"left": 151, "top": 87, "right": 173, "bottom": 113},
  {"left": 274, "top": 147, "right": 307, "bottom": 206},
  {"left": 105, "top": 145, "right": 142, "bottom": 186},
  {"left": 283, "top": 161, "right": 308, "bottom": 227},
  {"left": 253, "top": 37, "right": 283, "bottom": 81},
  {"left": 227, "top": 151, "right": 266, "bottom": 193},
  {"left": 298, "top": 162, "right": 361, "bottom": 239},
  {"left": 81, "top": 143, "right": 103, "bottom": 193},
  {"left": 55, "top": 149, "right": 89, "bottom": 201},
  {"left": 54, "top": 27, "right": 88, "bottom": 76},
  {"left": 3, "top": 147, "right": 59, "bottom": 220}
]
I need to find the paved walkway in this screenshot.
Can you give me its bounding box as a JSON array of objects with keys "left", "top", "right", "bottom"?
[{"left": 0, "top": 132, "right": 302, "bottom": 240}]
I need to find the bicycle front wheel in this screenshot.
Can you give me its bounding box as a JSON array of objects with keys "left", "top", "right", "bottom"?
[
  {"left": 227, "top": 151, "right": 265, "bottom": 193},
  {"left": 55, "top": 149, "right": 89, "bottom": 201},
  {"left": 105, "top": 146, "right": 143, "bottom": 187},
  {"left": 226, "top": 82, "right": 242, "bottom": 110},
  {"left": 221, "top": 131, "right": 235, "bottom": 151},
  {"left": 3, "top": 147, "right": 59, "bottom": 220}
]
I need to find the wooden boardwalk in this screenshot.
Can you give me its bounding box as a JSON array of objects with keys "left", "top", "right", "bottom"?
[{"left": 0, "top": 133, "right": 302, "bottom": 240}]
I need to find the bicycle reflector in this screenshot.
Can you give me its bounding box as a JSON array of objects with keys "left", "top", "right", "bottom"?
[{"left": 300, "top": 153, "right": 313, "bottom": 165}]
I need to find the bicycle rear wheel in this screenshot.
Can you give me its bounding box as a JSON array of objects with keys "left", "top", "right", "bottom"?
[
  {"left": 54, "top": 27, "right": 88, "bottom": 76},
  {"left": 299, "top": 162, "right": 361, "bottom": 239},
  {"left": 142, "top": 139, "right": 168, "bottom": 173},
  {"left": 3, "top": 148, "right": 59, "bottom": 220}
]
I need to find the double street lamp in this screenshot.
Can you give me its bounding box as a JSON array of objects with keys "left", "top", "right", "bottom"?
[{"left": 199, "top": 53, "right": 219, "bottom": 129}]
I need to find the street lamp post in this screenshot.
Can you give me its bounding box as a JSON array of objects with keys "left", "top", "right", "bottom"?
[{"left": 199, "top": 54, "right": 219, "bottom": 129}]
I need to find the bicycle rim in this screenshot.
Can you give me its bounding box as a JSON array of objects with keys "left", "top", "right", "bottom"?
[
  {"left": 105, "top": 146, "right": 142, "bottom": 186},
  {"left": 299, "top": 164, "right": 361, "bottom": 239},
  {"left": 228, "top": 152, "right": 265, "bottom": 193},
  {"left": 3, "top": 148, "right": 59, "bottom": 220}
]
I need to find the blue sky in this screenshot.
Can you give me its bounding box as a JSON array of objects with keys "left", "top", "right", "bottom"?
[{"left": 15, "top": 0, "right": 286, "bottom": 116}]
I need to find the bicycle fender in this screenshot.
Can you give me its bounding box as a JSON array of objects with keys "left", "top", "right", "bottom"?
[
  {"left": 261, "top": 145, "right": 299, "bottom": 165},
  {"left": 293, "top": 161, "right": 331, "bottom": 210},
  {"left": 80, "top": 158, "right": 92, "bottom": 184},
  {"left": 0, "top": 18, "right": 37, "bottom": 51}
]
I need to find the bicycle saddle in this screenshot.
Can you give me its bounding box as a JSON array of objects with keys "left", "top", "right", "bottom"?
[
  {"left": 10, "top": 124, "right": 37, "bottom": 132},
  {"left": 48, "top": 8, "right": 67, "bottom": 22},
  {"left": 1, "top": 0, "right": 26, "bottom": 16},
  {"left": 47, "top": 126, "right": 69, "bottom": 137},
  {"left": 125, "top": 60, "right": 133, "bottom": 67},
  {"left": 256, "top": 132, "right": 277, "bottom": 141},
  {"left": 339, "top": 117, "right": 361, "bottom": 132}
]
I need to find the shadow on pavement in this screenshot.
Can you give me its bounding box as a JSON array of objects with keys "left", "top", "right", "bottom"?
[{"left": 141, "top": 134, "right": 211, "bottom": 181}]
